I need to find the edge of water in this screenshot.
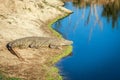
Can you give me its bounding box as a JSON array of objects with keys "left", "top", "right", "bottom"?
[{"left": 46, "top": 12, "right": 73, "bottom": 80}]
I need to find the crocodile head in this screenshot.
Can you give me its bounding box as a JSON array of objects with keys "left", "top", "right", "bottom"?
[{"left": 57, "top": 38, "right": 73, "bottom": 46}]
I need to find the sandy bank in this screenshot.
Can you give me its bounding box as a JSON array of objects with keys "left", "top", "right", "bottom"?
[{"left": 0, "top": 0, "right": 72, "bottom": 80}]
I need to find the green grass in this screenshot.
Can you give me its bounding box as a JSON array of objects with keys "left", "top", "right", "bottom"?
[
  {"left": 46, "top": 67, "right": 62, "bottom": 80},
  {"left": 46, "top": 8, "right": 73, "bottom": 80},
  {"left": 51, "top": 46, "right": 72, "bottom": 64},
  {"left": 48, "top": 13, "right": 71, "bottom": 38},
  {"left": 0, "top": 14, "right": 73, "bottom": 80},
  {"left": 0, "top": 2, "right": 72, "bottom": 80},
  {"left": 0, "top": 73, "right": 21, "bottom": 80},
  {"left": 46, "top": 46, "right": 72, "bottom": 80},
  {"left": 7, "top": 78, "right": 21, "bottom": 80}
]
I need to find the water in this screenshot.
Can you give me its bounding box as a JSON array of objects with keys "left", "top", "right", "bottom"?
[{"left": 52, "top": 1, "right": 120, "bottom": 80}]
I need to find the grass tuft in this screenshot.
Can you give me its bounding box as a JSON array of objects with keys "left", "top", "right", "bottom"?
[
  {"left": 0, "top": 73, "right": 21, "bottom": 80},
  {"left": 48, "top": 13, "right": 71, "bottom": 38}
]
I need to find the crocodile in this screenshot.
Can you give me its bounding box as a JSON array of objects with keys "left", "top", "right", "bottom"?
[{"left": 6, "top": 37, "right": 73, "bottom": 61}]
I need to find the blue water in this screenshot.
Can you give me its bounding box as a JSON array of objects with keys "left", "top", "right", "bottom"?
[{"left": 53, "top": 2, "right": 120, "bottom": 80}]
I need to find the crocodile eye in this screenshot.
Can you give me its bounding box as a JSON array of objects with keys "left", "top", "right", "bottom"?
[{"left": 49, "top": 45, "right": 56, "bottom": 49}]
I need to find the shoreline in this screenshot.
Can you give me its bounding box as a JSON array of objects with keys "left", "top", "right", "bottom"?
[
  {"left": 40, "top": 2, "right": 73, "bottom": 79},
  {"left": 0, "top": 0, "right": 72, "bottom": 80}
]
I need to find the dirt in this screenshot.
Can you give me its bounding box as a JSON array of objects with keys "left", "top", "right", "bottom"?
[{"left": 0, "top": 0, "right": 72, "bottom": 79}]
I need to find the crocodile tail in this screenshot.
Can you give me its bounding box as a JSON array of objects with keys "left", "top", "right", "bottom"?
[
  {"left": 6, "top": 43, "right": 12, "bottom": 51},
  {"left": 6, "top": 43, "right": 24, "bottom": 61}
]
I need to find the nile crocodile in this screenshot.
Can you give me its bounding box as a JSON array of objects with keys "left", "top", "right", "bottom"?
[{"left": 6, "top": 37, "right": 73, "bottom": 61}]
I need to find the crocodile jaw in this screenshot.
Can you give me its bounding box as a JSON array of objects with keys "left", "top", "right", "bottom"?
[{"left": 60, "top": 40, "right": 73, "bottom": 46}]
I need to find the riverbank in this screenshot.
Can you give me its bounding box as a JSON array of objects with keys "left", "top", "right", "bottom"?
[{"left": 0, "top": 0, "right": 72, "bottom": 80}]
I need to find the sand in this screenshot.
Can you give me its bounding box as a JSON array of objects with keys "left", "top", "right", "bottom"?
[{"left": 0, "top": 0, "right": 72, "bottom": 79}]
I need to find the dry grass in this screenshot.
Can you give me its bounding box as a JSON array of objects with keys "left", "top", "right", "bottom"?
[
  {"left": 0, "top": 0, "right": 72, "bottom": 80},
  {"left": 0, "top": 46, "right": 72, "bottom": 80}
]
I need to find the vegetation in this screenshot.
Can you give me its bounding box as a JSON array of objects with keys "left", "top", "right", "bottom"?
[
  {"left": 48, "top": 12, "right": 72, "bottom": 38},
  {"left": 65, "top": 0, "right": 120, "bottom": 28},
  {"left": 46, "top": 46, "right": 72, "bottom": 80},
  {"left": 102, "top": 0, "right": 120, "bottom": 28},
  {"left": 0, "top": 73, "right": 21, "bottom": 80},
  {"left": 0, "top": 1, "right": 72, "bottom": 80},
  {"left": 46, "top": 10, "right": 72, "bottom": 80}
]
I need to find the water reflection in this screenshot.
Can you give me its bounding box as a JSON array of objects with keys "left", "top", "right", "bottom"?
[
  {"left": 63, "top": 0, "right": 120, "bottom": 28},
  {"left": 102, "top": 0, "right": 120, "bottom": 28},
  {"left": 53, "top": 1, "right": 120, "bottom": 80}
]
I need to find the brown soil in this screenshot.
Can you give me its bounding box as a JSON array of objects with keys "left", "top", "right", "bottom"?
[{"left": 0, "top": 0, "right": 72, "bottom": 80}]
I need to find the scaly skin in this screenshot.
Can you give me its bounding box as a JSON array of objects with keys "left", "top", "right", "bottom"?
[{"left": 6, "top": 37, "right": 73, "bottom": 61}]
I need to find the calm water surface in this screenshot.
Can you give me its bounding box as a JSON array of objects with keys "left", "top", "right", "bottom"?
[{"left": 53, "top": 1, "right": 120, "bottom": 80}]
